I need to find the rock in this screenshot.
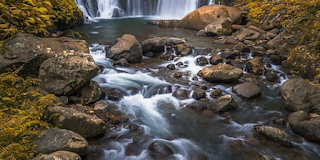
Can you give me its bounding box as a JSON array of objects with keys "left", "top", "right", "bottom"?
[
  {"left": 39, "top": 53, "right": 99, "bottom": 96},
  {"left": 248, "top": 25, "right": 266, "bottom": 34},
  {"left": 36, "top": 129, "right": 89, "bottom": 156},
  {"left": 173, "top": 72, "right": 182, "bottom": 78},
  {"left": 44, "top": 106, "right": 107, "bottom": 138},
  {"left": 114, "top": 58, "right": 130, "bottom": 67},
  {"left": 270, "top": 55, "right": 281, "bottom": 65},
  {"left": 288, "top": 111, "right": 310, "bottom": 126},
  {"left": 80, "top": 80, "right": 102, "bottom": 104},
  {"left": 236, "top": 28, "right": 261, "bottom": 41},
  {"left": 172, "top": 89, "right": 189, "bottom": 100},
  {"left": 193, "top": 88, "right": 206, "bottom": 100},
  {"left": 204, "top": 19, "right": 233, "bottom": 36},
  {"left": 243, "top": 40, "right": 255, "bottom": 45},
  {"left": 149, "top": 142, "right": 174, "bottom": 159},
  {"left": 213, "top": 37, "right": 237, "bottom": 44},
  {"left": 105, "top": 88, "right": 124, "bottom": 101},
  {"left": 196, "top": 56, "right": 209, "bottom": 66},
  {"left": 292, "top": 119, "right": 320, "bottom": 142},
  {"left": 246, "top": 57, "right": 265, "bottom": 75},
  {"left": 141, "top": 37, "right": 185, "bottom": 53},
  {"left": 280, "top": 77, "right": 319, "bottom": 112},
  {"left": 209, "top": 55, "right": 223, "bottom": 65},
  {"left": 266, "top": 72, "right": 279, "bottom": 82},
  {"left": 167, "top": 64, "right": 176, "bottom": 70},
  {"left": 250, "top": 45, "right": 266, "bottom": 55},
  {"left": 187, "top": 100, "right": 208, "bottom": 110},
  {"left": 93, "top": 100, "right": 109, "bottom": 111},
  {"left": 221, "top": 50, "right": 239, "bottom": 59},
  {"left": 180, "top": 5, "right": 242, "bottom": 30},
  {"left": 106, "top": 34, "right": 142, "bottom": 63},
  {"left": 254, "top": 125, "right": 291, "bottom": 146},
  {"left": 33, "top": 150, "right": 81, "bottom": 160},
  {"left": 233, "top": 82, "right": 261, "bottom": 100},
  {"left": 0, "top": 33, "right": 88, "bottom": 76},
  {"left": 159, "top": 20, "right": 180, "bottom": 28},
  {"left": 59, "top": 29, "right": 76, "bottom": 38},
  {"left": 272, "top": 117, "right": 288, "bottom": 125},
  {"left": 200, "top": 64, "right": 243, "bottom": 83},
  {"left": 210, "top": 94, "right": 238, "bottom": 112},
  {"left": 195, "top": 29, "right": 207, "bottom": 36},
  {"left": 234, "top": 42, "right": 250, "bottom": 53},
  {"left": 232, "top": 24, "right": 245, "bottom": 30},
  {"left": 211, "top": 88, "right": 223, "bottom": 98}
]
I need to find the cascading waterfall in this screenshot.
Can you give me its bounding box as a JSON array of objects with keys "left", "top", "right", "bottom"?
[{"left": 74, "top": 0, "right": 213, "bottom": 20}]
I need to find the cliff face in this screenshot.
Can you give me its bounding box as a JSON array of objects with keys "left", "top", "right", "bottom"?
[{"left": 0, "top": 0, "right": 83, "bottom": 41}]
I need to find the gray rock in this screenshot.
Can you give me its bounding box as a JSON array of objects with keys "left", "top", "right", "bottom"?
[
  {"left": 33, "top": 150, "right": 81, "bottom": 160},
  {"left": 107, "top": 34, "right": 143, "bottom": 63},
  {"left": 193, "top": 88, "right": 206, "bottom": 100},
  {"left": 196, "top": 56, "right": 209, "bottom": 66},
  {"left": 39, "top": 53, "right": 98, "bottom": 96},
  {"left": 288, "top": 111, "right": 310, "bottom": 126},
  {"left": 141, "top": 37, "right": 185, "bottom": 53},
  {"left": 44, "top": 106, "right": 107, "bottom": 138},
  {"left": 80, "top": 80, "right": 102, "bottom": 104},
  {"left": 200, "top": 64, "right": 243, "bottom": 83},
  {"left": 210, "top": 94, "right": 238, "bottom": 112},
  {"left": 172, "top": 89, "right": 189, "bottom": 100},
  {"left": 209, "top": 55, "right": 223, "bottom": 65},
  {"left": 149, "top": 142, "right": 174, "bottom": 159},
  {"left": 254, "top": 125, "right": 291, "bottom": 146},
  {"left": 36, "top": 129, "right": 89, "bottom": 156},
  {"left": 233, "top": 82, "right": 261, "bottom": 100},
  {"left": 292, "top": 119, "right": 320, "bottom": 142}
]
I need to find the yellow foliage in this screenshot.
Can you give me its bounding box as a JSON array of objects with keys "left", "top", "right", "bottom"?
[{"left": 0, "top": 72, "right": 56, "bottom": 159}]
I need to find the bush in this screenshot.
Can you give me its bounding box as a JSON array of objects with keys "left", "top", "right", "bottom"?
[{"left": 0, "top": 72, "right": 56, "bottom": 159}]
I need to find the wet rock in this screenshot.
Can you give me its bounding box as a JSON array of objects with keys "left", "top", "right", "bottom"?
[
  {"left": 114, "top": 58, "right": 130, "bottom": 67},
  {"left": 196, "top": 56, "right": 209, "bottom": 66},
  {"left": 246, "top": 57, "right": 265, "bottom": 75},
  {"left": 280, "top": 77, "right": 319, "bottom": 112},
  {"left": 210, "top": 94, "right": 238, "bottom": 112},
  {"left": 106, "top": 34, "right": 143, "bottom": 63},
  {"left": 234, "top": 42, "right": 250, "bottom": 53},
  {"left": 44, "top": 106, "right": 107, "bottom": 138},
  {"left": 250, "top": 45, "right": 267, "bottom": 55},
  {"left": 141, "top": 36, "right": 186, "bottom": 53},
  {"left": 272, "top": 117, "right": 288, "bottom": 125},
  {"left": 80, "top": 80, "right": 102, "bottom": 104},
  {"left": 254, "top": 125, "right": 291, "bottom": 146},
  {"left": 167, "top": 64, "right": 176, "bottom": 70},
  {"left": 173, "top": 72, "right": 182, "bottom": 78},
  {"left": 211, "top": 88, "right": 223, "bottom": 98},
  {"left": 180, "top": 5, "right": 242, "bottom": 30},
  {"left": 172, "top": 89, "right": 189, "bottom": 100},
  {"left": 187, "top": 100, "right": 208, "bottom": 110},
  {"left": 33, "top": 150, "right": 81, "bottom": 160},
  {"left": 270, "top": 55, "right": 281, "bottom": 65},
  {"left": 266, "top": 72, "right": 279, "bottom": 82},
  {"left": 159, "top": 20, "right": 180, "bottom": 28},
  {"left": 105, "top": 88, "right": 124, "bottom": 101},
  {"left": 200, "top": 64, "right": 243, "bottom": 83},
  {"left": 39, "top": 53, "right": 98, "bottom": 96},
  {"left": 237, "top": 28, "right": 261, "bottom": 41},
  {"left": 195, "top": 29, "right": 207, "bottom": 36},
  {"left": 193, "top": 88, "right": 206, "bottom": 100},
  {"left": 311, "top": 105, "right": 320, "bottom": 114},
  {"left": 209, "top": 55, "right": 223, "bottom": 65},
  {"left": 204, "top": 19, "right": 233, "bottom": 36},
  {"left": 221, "top": 50, "right": 239, "bottom": 59},
  {"left": 292, "top": 119, "right": 320, "bottom": 142},
  {"left": 288, "top": 111, "right": 310, "bottom": 126},
  {"left": 0, "top": 33, "right": 88, "bottom": 76},
  {"left": 36, "top": 129, "right": 89, "bottom": 156},
  {"left": 233, "top": 82, "right": 261, "bottom": 100},
  {"left": 148, "top": 142, "right": 174, "bottom": 159}
]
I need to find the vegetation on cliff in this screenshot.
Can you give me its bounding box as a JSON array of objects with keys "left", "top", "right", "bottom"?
[
  {"left": 236, "top": 0, "right": 320, "bottom": 81},
  {"left": 0, "top": 0, "right": 82, "bottom": 41},
  {"left": 0, "top": 71, "right": 56, "bottom": 159}
]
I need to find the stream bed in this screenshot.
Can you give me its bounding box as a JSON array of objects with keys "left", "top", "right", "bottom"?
[{"left": 74, "top": 18, "right": 320, "bottom": 160}]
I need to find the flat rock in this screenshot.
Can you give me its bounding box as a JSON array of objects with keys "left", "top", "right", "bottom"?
[
  {"left": 233, "top": 82, "right": 261, "bottom": 100},
  {"left": 200, "top": 64, "right": 243, "bottom": 83}
]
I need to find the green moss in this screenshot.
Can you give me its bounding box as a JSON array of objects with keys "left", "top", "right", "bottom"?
[{"left": 0, "top": 71, "right": 56, "bottom": 159}]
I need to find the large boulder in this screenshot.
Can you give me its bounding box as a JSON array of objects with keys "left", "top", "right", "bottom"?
[
  {"left": 141, "top": 36, "right": 186, "bottom": 53},
  {"left": 0, "top": 33, "right": 88, "bottom": 76},
  {"left": 292, "top": 119, "right": 320, "bottom": 142},
  {"left": 280, "top": 77, "right": 320, "bottom": 112},
  {"left": 254, "top": 125, "right": 291, "bottom": 146},
  {"left": 204, "top": 18, "right": 233, "bottom": 36},
  {"left": 180, "top": 5, "right": 242, "bottom": 30},
  {"left": 200, "top": 64, "right": 243, "bottom": 83},
  {"left": 210, "top": 94, "right": 238, "bottom": 112},
  {"left": 106, "top": 34, "right": 142, "bottom": 63},
  {"left": 33, "top": 150, "right": 81, "bottom": 160},
  {"left": 233, "top": 82, "right": 261, "bottom": 100},
  {"left": 36, "top": 129, "right": 89, "bottom": 156},
  {"left": 44, "top": 106, "right": 107, "bottom": 138},
  {"left": 39, "top": 53, "right": 99, "bottom": 96}
]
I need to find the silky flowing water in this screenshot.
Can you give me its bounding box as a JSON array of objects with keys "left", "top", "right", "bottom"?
[{"left": 73, "top": 18, "right": 320, "bottom": 160}]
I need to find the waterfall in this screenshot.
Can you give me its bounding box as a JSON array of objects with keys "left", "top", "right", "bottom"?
[{"left": 74, "top": 0, "right": 213, "bottom": 20}]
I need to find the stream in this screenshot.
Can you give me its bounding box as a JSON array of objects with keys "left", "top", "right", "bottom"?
[{"left": 73, "top": 18, "right": 320, "bottom": 160}]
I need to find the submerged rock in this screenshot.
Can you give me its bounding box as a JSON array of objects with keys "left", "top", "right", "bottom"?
[
  {"left": 149, "top": 142, "right": 174, "bottom": 159},
  {"left": 200, "top": 64, "right": 243, "bottom": 83},
  {"left": 233, "top": 82, "right": 261, "bottom": 100},
  {"left": 39, "top": 53, "right": 99, "bottom": 96},
  {"left": 33, "top": 150, "right": 81, "bottom": 160},
  {"left": 36, "top": 129, "right": 89, "bottom": 156},
  {"left": 254, "top": 125, "right": 291, "bottom": 146},
  {"left": 44, "top": 106, "right": 107, "bottom": 138},
  {"left": 106, "top": 34, "right": 143, "bottom": 63}
]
